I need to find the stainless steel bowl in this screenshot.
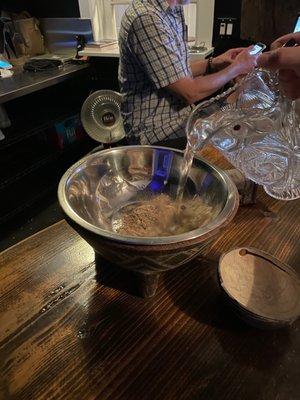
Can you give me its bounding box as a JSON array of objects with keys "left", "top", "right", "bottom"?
[{"left": 58, "top": 146, "right": 239, "bottom": 297}]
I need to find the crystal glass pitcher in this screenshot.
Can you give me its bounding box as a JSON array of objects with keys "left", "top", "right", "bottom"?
[{"left": 186, "top": 69, "right": 300, "bottom": 200}]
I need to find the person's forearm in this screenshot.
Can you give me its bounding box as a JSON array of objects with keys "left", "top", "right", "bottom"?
[
  {"left": 191, "top": 64, "right": 240, "bottom": 101},
  {"left": 190, "top": 59, "right": 209, "bottom": 77},
  {"left": 167, "top": 55, "right": 254, "bottom": 105}
]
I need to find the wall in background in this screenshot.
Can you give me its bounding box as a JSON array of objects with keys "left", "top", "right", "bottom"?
[
  {"left": 213, "top": 0, "right": 242, "bottom": 51},
  {"left": 1, "top": 0, "right": 35, "bottom": 14},
  {"left": 184, "top": 0, "right": 215, "bottom": 48},
  {"left": 78, "top": 0, "right": 90, "bottom": 18},
  {"left": 78, "top": 0, "right": 116, "bottom": 41},
  {"left": 213, "top": 0, "right": 299, "bottom": 50},
  {"left": 78, "top": 0, "right": 215, "bottom": 47},
  {"left": 1, "top": 0, "right": 80, "bottom": 18},
  {"left": 241, "top": 0, "right": 299, "bottom": 45},
  {"left": 31, "top": 0, "right": 80, "bottom": 18}
]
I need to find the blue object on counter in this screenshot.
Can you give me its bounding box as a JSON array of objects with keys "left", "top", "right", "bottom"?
[
  {"left": 150, "top": 149, "right": 173, "bottom": 192},
  {"left": 0, "top": 59, "right": 13, "bottom": 69}
]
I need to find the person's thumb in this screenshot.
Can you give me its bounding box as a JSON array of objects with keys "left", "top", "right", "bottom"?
[
  {"left": 258, "top": 50, "right": 281, "bottom": 69},
  {"left": 258, "top": 48, "right": 298, "bottom": 70}
]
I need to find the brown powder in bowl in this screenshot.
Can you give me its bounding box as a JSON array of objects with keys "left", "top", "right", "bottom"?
[{"left": 117, "top": 194, "right": 214, "bottom": 237}]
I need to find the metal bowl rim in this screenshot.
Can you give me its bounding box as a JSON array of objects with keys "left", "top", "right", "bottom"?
[{"left": 58, "top": 145, "right": 239, "bottom": 246}]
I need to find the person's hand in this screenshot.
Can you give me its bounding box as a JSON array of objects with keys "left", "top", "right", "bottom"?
[
  {"left": 258, "top": 33, "right": 300, "bottom": 99},
  {"left": 231, "top": 46, "right": 258, "bottom": 75},
  {"left": 270, "top": 32, "right": 300, "bottom": 49},
  {"left": 212, "top": 47, "right": 246, "bottom": 71}
]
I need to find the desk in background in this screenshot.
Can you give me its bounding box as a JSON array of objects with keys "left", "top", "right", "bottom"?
[{"left": 79, "top": 43, "right": 214, "bottom": 60}]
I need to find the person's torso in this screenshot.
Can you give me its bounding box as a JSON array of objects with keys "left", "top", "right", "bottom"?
[{"left": 118, "top": 0, "right": 192, "bottom": 144}]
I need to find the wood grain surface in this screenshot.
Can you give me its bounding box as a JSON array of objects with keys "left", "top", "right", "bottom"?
[
  {"left": 1, "top": 147, "right": 300, "bottom": 400},
  {"left": 240, "top": 0, "right": 299, "bottom": 44}
]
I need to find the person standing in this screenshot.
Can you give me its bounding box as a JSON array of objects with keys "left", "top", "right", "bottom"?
[{"left": 118, "top": 0, "right": 258, "bottom": 145}]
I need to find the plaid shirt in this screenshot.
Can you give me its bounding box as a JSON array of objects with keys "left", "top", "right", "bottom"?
[{"left": 118, "top": 0, "right": 193, "bottom": 145}]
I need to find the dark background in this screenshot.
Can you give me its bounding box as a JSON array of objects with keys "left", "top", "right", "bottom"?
[
  {"left": 213, "top": 0, "right": 243, "bottom": 53},
  {"left": 213, "top": 0, "right": 299, "bottom": 53},
  {"left": 1, "top": 0, "right": 80, "bottom": 17}
]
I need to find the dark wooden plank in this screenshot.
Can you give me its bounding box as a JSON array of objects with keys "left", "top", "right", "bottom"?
[
  {"left": 240, "top": 0, "right": 299, "bottom": 44},
  {"left": 0, "top": 148, "right": 300, "bottom": 400}
]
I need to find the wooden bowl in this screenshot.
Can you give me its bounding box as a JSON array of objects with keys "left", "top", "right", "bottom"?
[
  {"left": 218, "top": 247, "right": 300, "bottom": 328},
  {"left": 59, "top": 146, "right": 239, "bottom": 297}
]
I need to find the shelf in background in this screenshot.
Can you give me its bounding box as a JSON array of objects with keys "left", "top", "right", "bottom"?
[
  {"left": 0, "top": 136, "right": 93, "bottom": 191},
  {"left": 79, "top": 43, "right": 214, "bottom": 60},
  {"left": 0, "top": 63, "right": 90, "bottom": 104},
  {"left": 0, "top": 137, "right": 95, "bottom": 224},
  {"left": 1, "top": 70, "right": 93, "bottom": 150},
  {"left": 0, "top": 108, "right": 81, "bottom": 150}
]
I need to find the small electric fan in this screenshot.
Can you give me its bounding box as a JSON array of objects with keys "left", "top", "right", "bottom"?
[{"left": 81, "top": 90, "right": 125, "bottom": 149}]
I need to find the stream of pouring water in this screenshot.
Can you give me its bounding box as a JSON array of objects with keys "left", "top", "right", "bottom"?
[
  {"left": 176, "top": 124, "right": 214, "bottom": 204},
  {"left": 111, "top": 123, "right": 216, "bottom": 236},
  {"left": 176, "top": 142, "right": 195, "bottom": 204}
]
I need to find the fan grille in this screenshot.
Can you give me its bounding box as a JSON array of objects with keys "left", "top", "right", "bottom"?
[{"left": 81, "top": 90, "right": 125, "bottom": 144}]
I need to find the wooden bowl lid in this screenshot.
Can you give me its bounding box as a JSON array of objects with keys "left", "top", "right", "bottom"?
[{"left": 218, "top": 247, "right": 300, "bottom": 326}]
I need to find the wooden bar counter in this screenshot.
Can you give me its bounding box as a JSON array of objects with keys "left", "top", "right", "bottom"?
[{"left": 1, "top": 147, "right": 300, "bottom": 400}]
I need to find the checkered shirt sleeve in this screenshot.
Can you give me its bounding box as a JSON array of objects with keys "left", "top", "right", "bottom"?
[{"left": 129, "top": 12, "right": 190, "bottom": 89}]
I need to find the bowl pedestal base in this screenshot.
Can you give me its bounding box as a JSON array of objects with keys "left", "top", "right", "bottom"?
[
  {"left": 135, "top": 272, "right": 160, "bottom": 298},
  {"left": 95, "top": 252, "right": 160, "bottom": 298}
]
